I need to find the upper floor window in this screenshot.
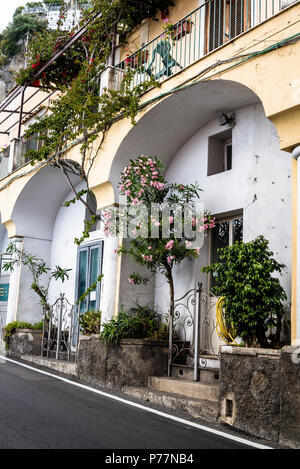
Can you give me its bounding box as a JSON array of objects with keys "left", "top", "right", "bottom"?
[
  {"left": 205, "top": 0, "right": 251, "bottom": 53},
  {"left": 207, "top": 128, "right": 232, "bottom": 176}
]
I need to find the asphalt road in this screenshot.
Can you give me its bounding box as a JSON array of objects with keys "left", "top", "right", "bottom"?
[{"left": 0, "top": 360, "right": 258, "bottom": 450}]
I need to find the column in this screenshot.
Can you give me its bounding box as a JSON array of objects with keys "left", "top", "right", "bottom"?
[{"left": 292, "top": 145, "right": 300, "bottom": 345}]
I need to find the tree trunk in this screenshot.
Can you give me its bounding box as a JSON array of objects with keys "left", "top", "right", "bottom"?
[{"left": 166, "top": 266, "right": 174, "bottom": 377}]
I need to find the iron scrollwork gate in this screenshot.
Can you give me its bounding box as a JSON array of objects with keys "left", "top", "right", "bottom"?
[
  {"left": 168, "top": 282, "right": 219, "bottom": 379},
  {"left": 41, "top": 294, "right": 80, "bottom": 361}
]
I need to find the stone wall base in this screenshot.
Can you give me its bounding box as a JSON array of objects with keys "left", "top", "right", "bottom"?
[
  {"left": 219, "top": 345, "right": 300, "bottom": 448},
  {"left": 77, "top": 336, "right": 169, "bottom": 388}
]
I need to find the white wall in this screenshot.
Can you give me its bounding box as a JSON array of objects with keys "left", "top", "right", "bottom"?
[
  {"left": 154, "top": 103, "right": 291, "bottom": 321},
  {"left": 48, "top": 188, "right": 86, "bottom": 305}
]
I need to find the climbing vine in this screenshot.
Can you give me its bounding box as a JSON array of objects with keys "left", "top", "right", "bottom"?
[{"left": 17, "top": 0, "right": 175, "bottom": 244}]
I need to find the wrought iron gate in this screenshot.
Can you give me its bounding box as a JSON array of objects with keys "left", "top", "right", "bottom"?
[
  {"left": 168, "top": 282, "right": 220, "bottom": 379},
  {"left": 41, "top": 294, "right": 79, "bottom": 362}
]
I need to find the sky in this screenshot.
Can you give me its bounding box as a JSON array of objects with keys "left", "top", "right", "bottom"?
[{"left": 0, "top": 0, "right": 29, "bottom": 33}]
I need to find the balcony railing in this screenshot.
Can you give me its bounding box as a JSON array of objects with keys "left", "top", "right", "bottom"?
[
  {"left": 112, "top": 0, "right": 289, "bottom": 91},
  {"left": 13, "top": 135, "right": 42, "bottom": 171},
  {"left": 0, "top": 146, "right": 10, "bottom": 180}
]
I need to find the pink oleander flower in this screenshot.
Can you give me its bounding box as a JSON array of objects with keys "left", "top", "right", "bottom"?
[
  {"left": 131, "top": 198, "right": 141, "bottom": 206},
  {"left": 148, "top": 246, "right": 152, "bottom": 250},
  {"left": 195, "top": 247, "right": 200, "bottom": 256},
  {"left": 185, "top": 240, "right": 192, "bottom": 248},
  {"left": 128, "top": 278, "right": 135, "bottom": 284},
  {"left": 165, "top": 240, "right": 174, "bottom": 250},
  {"left": 142, "top": 254, "right": 153, "bottom": 262},
  {"left": 167, "top": 255, "right": 175, "bottom": 265},
  {"left": 169, "top": 216, "right": 174, "bottom": 224}
]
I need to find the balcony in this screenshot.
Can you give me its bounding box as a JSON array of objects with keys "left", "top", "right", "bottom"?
[
  {"left": 13, "top": 135, "right": 42, "bottom": 171},
  {"left": 0, "top": 146, "right": 10, "bottom": 180},
  {"left": 113, "top": 0, "right": 293, "bottom": 91}
]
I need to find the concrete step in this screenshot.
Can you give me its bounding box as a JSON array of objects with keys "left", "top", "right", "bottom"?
[
  {"left": 171, "top": 364, "right": 220, "bottom": 384},
  {"left": 148, "top": 376, "right": 220, "bottom": 402},
  {"left": 21, "top": 355, "right": 77, "bottom": 377},
  {"left": 122, "top": 386, "right": 219, "bottom": 423}
]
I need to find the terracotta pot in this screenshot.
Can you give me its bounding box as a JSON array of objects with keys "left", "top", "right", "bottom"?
[
  {"left": 173, "top": 20, "right": 193, "bottom": 40},
  {"left": 127, "top": 50, "right": 149, "bottom": 69}
]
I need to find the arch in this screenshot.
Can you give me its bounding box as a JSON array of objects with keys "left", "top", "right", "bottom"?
[
  {"left": 11, "top": 162, "right": 81, "bottom": 240},
  {"left": 108, "top": 79, "right": 260, "bottom": 194}
]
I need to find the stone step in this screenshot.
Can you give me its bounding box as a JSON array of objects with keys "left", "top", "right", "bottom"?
[
  {"left": 21, "top": 355, "right": 78, "bottom": 377},
  {"left": 171, "top": 364, "right": 220, "bottom": 384},
  {"left": 122, "top": 386, "right": 219, "bottom": 423},
  {"left": 148, "top": 376, "right": 220, "bottom": 402}
]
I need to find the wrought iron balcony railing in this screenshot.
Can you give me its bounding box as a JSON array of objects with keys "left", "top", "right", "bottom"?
[
  {"left": 13, "top": 134, "right": 42, "bottom": 171},
  {"left": 112, "top": 0, "right": 290, "bottom": 91}
]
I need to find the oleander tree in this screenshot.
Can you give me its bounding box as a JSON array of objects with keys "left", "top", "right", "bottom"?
[{"left": 103, "top": 155, "right": 215, "bottom": 333}]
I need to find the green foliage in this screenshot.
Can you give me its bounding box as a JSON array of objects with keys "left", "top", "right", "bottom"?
[
  {"left": 4, "top": 320, "right": 43, "bottom": 348},
  {"left": 3, "top": 242, "right": 71, "bottom": 310},
  {"left": 100, "top": 304, "right": 167, "bottom": 346},
  {"left": 11, "top": 0, "right": 176, "bottom": 249},
  {"left": 43, "top": 0, "right": 64, "bottom": 5},
  {"left": 202, "top": 236, "right": 287, "bottom": 348},
  {"left": 79, "top": 309, "right": 101, "bottom": 335},
  {"left": 0, "top": 13, "right": 47, "bottom": 61}
]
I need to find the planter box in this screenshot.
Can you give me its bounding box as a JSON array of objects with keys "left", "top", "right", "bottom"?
[
  {"left": 219, "top": 345, "right": 281, "bottom": 442},
  {"left": 9, "top": 329, "right": 42, "bottom": 357},
  {"left": 77, "top": 336, "right": 169, "bottom": 388}
]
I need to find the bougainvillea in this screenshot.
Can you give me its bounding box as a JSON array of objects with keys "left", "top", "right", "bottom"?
[{"left": 16, "top": 0, "right": 176, "bottom": 248}]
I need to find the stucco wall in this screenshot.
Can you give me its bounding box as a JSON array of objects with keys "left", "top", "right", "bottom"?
[{"left": 153, "top": 103, "right": 291, "bottom": 326}]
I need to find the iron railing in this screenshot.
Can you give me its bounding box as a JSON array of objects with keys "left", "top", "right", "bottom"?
[
  {"left": 169, "top": 282, "right": 223, "bottom": 380},
  {"left": 41, "top": 294, "right": 80, "bottom": 362},
  {"left": 113, "top": 0, "right": 287, "bottom": 91},
  {"left": 0, "top": 146, "right": 10, "bottom": 180},
  {"left": 13, "top": 134, "right": 43, "bottom": 171}
]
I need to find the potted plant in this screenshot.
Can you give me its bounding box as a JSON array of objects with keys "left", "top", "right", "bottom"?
[
  {"left": 172, "top": 19, "right": 193, "bottom": 41},
  {"left": 125, "top": 49, "right": 149, "bottom": 69}
]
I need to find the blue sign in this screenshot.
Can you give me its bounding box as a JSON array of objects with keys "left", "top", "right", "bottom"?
[{"left": 0, "top": 284, "right": 9, "bottom": 302}]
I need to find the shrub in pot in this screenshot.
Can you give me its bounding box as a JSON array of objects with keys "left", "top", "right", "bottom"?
[{"left": 202, "top": 235, "right": 287, "bottom": 348}]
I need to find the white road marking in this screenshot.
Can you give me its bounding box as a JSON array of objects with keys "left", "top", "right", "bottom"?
[{"left": 0, "top": 355, "right": 272, "bottom": 449}]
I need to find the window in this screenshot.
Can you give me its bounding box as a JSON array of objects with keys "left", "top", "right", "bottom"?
[
  {"left": 207, "top": 129, "right": 232, "bottom": 176},
  {"left": 76, "top": 241, "right": 103, "bottom": 313},
  {"left": 210, "top": 214, "right": 243, "bottom": 287},
  {"left": 205, "top": 0, "right": 251, "bottom": 53}
]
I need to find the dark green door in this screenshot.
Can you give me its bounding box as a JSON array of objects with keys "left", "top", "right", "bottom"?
[{"left": 76, "top": 242, "right": 103, "bottom": 313}]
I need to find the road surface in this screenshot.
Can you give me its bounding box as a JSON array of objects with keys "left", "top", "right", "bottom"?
[{"left": 0, "top": 359, "right": 266, "bottom": 449}]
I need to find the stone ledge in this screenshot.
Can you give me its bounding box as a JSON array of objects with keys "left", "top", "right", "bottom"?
[
  {"left": 79, "top": 336, "right": 170, "bottom": 347},
  {"left": 21, "top": 355, "right": 78, "bottom": 377},
  {"left": 220, "top": 345, "right": 281, "bottom": 357}
]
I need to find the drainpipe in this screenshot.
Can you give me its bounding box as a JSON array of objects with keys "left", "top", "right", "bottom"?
[{"left": 292, "top": 145, "right": 300, "bottom": 345}]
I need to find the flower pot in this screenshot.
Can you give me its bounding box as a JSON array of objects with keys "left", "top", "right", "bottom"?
[
  {"left": 126, "top": 50, "right": 149, "bottom": 69},
  {"left": 173, "top": 20, "right": 193, "bottom": 40}
]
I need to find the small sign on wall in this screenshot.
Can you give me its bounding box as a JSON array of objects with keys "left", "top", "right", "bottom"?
[{"left": 0, "top": 284, "right": 9, "bottom": 302}]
